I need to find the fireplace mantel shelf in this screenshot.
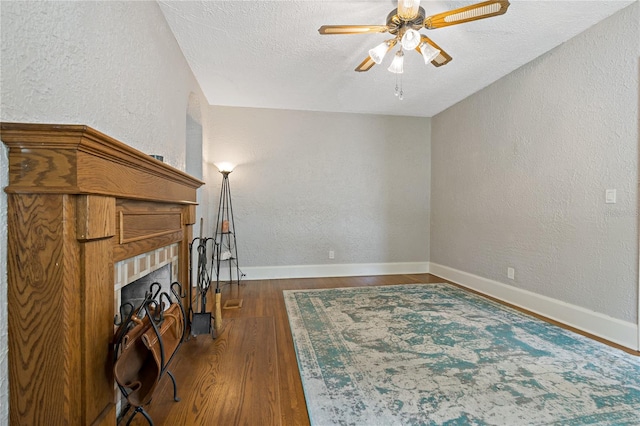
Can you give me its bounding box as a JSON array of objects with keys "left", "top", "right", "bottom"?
[
  {"left": 2, "top": 123, "right": 204, "bottom": 425},
  {"left": 1, "top": 122, "right": 203, "bottom": 203}
]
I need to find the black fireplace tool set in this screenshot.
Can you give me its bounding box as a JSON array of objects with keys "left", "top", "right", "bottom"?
[
  {"left": 188, "top": 216, "right": 244, "bottom": 338},
  {"left": 189, "top": 234, "right": 217, "bottom": 337}
]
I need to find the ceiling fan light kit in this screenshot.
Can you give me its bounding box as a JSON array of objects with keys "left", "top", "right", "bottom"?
[
  {"left": 388, "top": 50, "right": 405, "bottom": 74},
  {"left": 419, "top": 42, "right": 440, "bottom": 64},
  {"left": 369, "top": 40, "right": 393, "bottom": 64},
  {"left": 400, "top": 29, "right": 421, "bottom": 50},
  {"left": 318, "top": 0, "right": 511, "bottom": 99}
]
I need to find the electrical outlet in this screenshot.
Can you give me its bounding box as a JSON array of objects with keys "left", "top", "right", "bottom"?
[
  {"left": 329, "top": 250, "right": 335, "bottom": 259},
  {"left": 507, "top": 267, "right": 515, "bottom": 280}
]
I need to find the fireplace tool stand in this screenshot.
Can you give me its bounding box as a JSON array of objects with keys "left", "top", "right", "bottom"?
[
  {"left": 113, "top": 281, "right": 187, "bottom": 426},
  {"left": 188, "top": 231, "right": 216, "bottom": 338}
]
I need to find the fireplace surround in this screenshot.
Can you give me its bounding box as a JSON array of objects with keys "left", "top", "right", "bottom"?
[{"left": 1, "top": 123, "right": 203, "bottom": 425}]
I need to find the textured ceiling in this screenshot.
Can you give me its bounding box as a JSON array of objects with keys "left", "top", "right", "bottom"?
[{"left": 158, "top": 1, "right": 634, "bottom": 117}]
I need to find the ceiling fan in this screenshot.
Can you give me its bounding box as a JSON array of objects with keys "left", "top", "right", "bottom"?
[{"left": 318, "top": 0, "right": 510, "bottom": 73}]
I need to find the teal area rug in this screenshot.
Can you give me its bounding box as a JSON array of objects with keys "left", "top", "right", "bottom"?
[{"left": 284, "top": 284, "right": 640, "bottom": 425}]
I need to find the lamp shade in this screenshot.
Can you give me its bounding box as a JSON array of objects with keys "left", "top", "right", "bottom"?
[
  {"left": 215, "top": 162, "right": 235, "bottom": 173},
  {"left": 397, "top": 0, "right": 421, "bottom": 20},
  {"left": 401, "top": 29, "right": 421, "bottom": 50},
  {"left": 419, "top": 41, "right": 441, "bottom": 64},
  {"left": 368, "top": 41, "right": 390, "bottom": 64},
  {"left": 387, "top": 50, "right": 404, "bottom": 74}
]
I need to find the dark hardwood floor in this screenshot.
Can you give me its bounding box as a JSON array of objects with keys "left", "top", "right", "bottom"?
[
  {"left": 125, "top": 273, "right": 444, "bottom": 425},
  {"left": 125, "top": 273, "right": 638, "bottom": 425}
]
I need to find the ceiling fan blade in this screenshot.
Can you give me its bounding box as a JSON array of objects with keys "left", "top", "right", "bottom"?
[
  {"left": 355, "top": 56, "right": 376, "bottom": 72},
  {"left": 416, "top": 36, "right": 452, "bottom": 67},
  {"left": 424, "top": 0, "right": 510, "bottom": 30},
  {"left": 318, "top": 25, "right": 389, "bottom": 35}
]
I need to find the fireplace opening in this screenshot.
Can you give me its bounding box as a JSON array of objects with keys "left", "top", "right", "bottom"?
[
  {"left": 113, "top": 243, "right": 181, "bottom": 419},
  {"left": 114, "top": 243, "right": 180, "bottom": 321},
  {"left": 115, "top": 262, "right": 177, "bottom": 422},
  {"left": 121, "top": 263, "right": 173, "bottom": 312}
]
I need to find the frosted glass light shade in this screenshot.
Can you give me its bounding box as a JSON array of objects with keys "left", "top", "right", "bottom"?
[
  {"left": 419, "top": 41, "right": 441, "bottom": 63},
  {"left": 401, "top": 29, "right": 421, "bottom": 50},
  {"left": 398, "top": 0, "right": 421, "bottom": 20},
  {"left": 369, "top": 41, "right": 390, "bottom": 64},
  {"left": 215, "top": 162, "right": 235, "bottom": 173},
  {"left": 387, "top": 51, "right": 404, "bottom": 74}
]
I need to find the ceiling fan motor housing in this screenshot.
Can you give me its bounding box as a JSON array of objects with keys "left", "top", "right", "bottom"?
[{"left": 386, "top": 7, "right": 426, "bottom": 36}]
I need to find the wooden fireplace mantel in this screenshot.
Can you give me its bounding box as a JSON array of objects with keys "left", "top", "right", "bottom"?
[
  {"left": 1, "top": 122, "right": 200, "bottom": 202},
  {"left": 1, "top": 123, "right": 204, "bottom": 425}
]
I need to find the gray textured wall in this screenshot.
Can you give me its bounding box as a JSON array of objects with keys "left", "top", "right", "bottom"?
[
  {"left": 205, "top": 106, "right": 431, "bottom": 269},
  {"left": 430, "top": 3, "right": 639, "bottom": 323},
  {"left": 0, "top": 2, "right": 206, "bottom": 423},
  {"left": 0, "top": 1, "right": 202, "bottom": 170}
]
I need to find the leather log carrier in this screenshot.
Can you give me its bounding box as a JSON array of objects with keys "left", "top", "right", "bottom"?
[{"left": 113, "top": 282, "right": 186, "bottom": 425}]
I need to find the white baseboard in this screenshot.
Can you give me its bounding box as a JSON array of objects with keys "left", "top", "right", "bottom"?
[
  {"left": 429, "top": 262, "right": 639, "bottom": 351},
  {"left": 235, "top": 262, "right": 430, "bottom": 281}
]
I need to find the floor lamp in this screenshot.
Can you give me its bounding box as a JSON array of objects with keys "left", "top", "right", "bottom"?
[{"left": 213, "top": 163, "right": 242, "bottom": 333}]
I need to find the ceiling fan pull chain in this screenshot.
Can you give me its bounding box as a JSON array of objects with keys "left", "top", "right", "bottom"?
[
  {"left": 394, "top": 73, "right": 400, "bottom": 97},
  {"left": 395, "top": 73, "right": 404, "bottom": 100}
]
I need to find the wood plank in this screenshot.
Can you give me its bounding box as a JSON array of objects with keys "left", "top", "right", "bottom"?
[
  {"left": 119, "top": 211, "right": 182, "bottom": 244},
  {"left": 112, "top": 231, "right": 183, "bottom": 263},
  {"left": 7, "top": 194, "right": 82, "bottom": 424},
  {"left": 77, "top": 195, "right": 116, "bottom": 241},
  {"left": 113, "top": 199, "right": 189, "bottom": 261},
  {"left": 82, "top": 237, "right": 116, "bottom": 422}
]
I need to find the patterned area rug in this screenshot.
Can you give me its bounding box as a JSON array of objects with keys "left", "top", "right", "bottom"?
[{"left": 284, "top": 284, "right": 640, "bottom": 425}]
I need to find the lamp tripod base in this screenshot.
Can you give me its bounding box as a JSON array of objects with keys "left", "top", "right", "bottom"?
[{"left": 223, "top": 298, "right": 243, "bottom": 309}]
